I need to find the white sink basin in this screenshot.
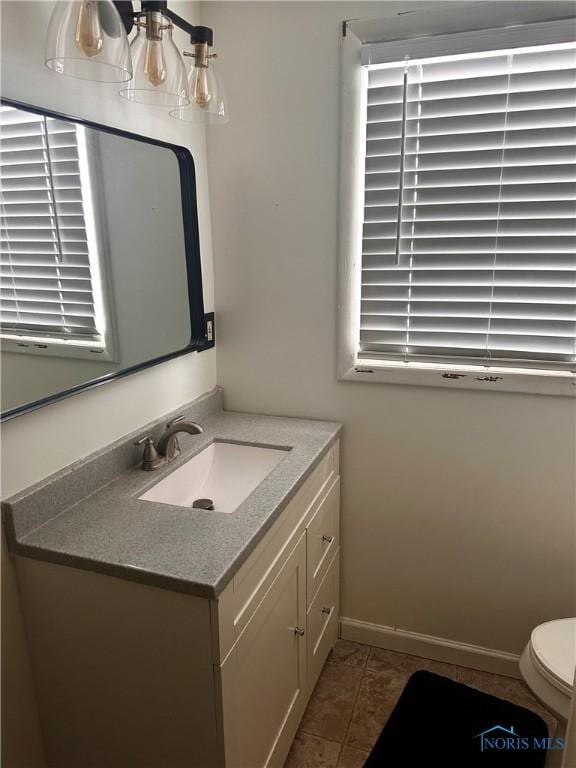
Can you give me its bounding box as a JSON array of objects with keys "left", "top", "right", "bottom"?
[{"left": 139, "top": 441, "right": 289, "bottom": 513}]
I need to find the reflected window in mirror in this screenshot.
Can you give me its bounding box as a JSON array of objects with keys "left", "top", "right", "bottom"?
[
  {"left": 0, "top": 100, "right": 206, "bottom": 420},
  {"left": 1, "top": 106, "right": 115, "bottom": 361}
]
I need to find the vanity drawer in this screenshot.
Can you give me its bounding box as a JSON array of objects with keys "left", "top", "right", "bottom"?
[
  {"left": 306, "top": 477, "right": 340, "bottom": 607},
  {"left": 307, "top": 551, "right": 339, "bottom": 693},
  {"left": 215, "top": 441, "right": 339, "bottom": 662}
]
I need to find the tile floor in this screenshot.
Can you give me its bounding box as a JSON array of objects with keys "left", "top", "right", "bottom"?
[{"left": 284, "top": 640, "right": 556, "bottom": 768}]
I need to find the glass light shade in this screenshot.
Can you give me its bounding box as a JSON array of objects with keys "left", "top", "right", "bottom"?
[
  {"left": 119, "top": 14, "right": 189, "bottom": 107},
  {"left": 45, "top": 0, "right": 132, "bottom": 82},
  {"left": 170, "top": 55, "right": 228, "bottom": 124}
]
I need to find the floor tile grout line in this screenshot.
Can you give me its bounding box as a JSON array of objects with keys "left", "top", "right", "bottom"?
[
  {"left": 334, "top": 741, "right": 343, "bottom": 768},
  {"left": 299, "top": 655, "right": 368, "bottom": 748},
  {"left": 298, "top": 728, "right": 342, "bottom": 747},
  {"left": 340, "top": 659, "right": 368, "bottom": 749},
  {"left": 342, "top": 643, "right": 371, "bottom": 742}
]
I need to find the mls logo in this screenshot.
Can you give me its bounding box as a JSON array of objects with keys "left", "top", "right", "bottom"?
[{"left": 475, "top": 724, "right": 565, "bottom": 753}]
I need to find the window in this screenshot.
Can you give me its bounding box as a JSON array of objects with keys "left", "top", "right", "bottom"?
[
  {"left": 0, "top": 106, "right": 112, "bottom": 359},
  {"left": 340, "top": 21, "right": 576, "bottom": 395}
]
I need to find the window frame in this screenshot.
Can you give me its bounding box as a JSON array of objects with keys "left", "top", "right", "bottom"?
[
  {"left": 337, "top": 21, "right": 576, "bottom": 397},
  {"left": 0, "top": 97, "right": 208, "bottom": 422}
]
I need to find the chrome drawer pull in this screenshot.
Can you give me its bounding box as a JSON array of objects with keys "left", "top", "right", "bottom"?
[
  {"left": 290, "top": 626, "right": 305, "bottom": 637},
  {"left": 322, "top": 535, "right": 334, "bottom": 544},
  {"left": 321, "top": 606, "right": 333, "bottom": 615}
]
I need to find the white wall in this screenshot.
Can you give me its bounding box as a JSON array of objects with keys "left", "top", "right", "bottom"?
[
  {"left": 1, "top": 3, "right": 216, "bottom": 765},
  {"left": 203, "top": 1, "right": 576, "bottom": 655}
]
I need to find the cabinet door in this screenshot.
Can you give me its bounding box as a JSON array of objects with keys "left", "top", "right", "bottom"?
[{"left": 220, "top": 534, "right": 307, "bottom": 768}]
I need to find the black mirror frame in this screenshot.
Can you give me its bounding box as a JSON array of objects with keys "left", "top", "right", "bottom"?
[{"left": 0, "top": 97, "right": 207, "bottom": 422}]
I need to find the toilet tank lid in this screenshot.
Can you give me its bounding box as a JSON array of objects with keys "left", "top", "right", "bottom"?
[{"left": 531, "top": 618, "right": 576, "bottom": 688}]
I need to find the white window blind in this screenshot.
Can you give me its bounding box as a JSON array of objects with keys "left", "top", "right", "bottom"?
[
  {"left": 360, "top": 41, "right": 576, "bottom": 372},
  {"left": 0, "top": 106, "right": 103, "bottom": 343}
]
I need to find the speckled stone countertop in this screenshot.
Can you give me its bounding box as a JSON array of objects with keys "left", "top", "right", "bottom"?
[{"left": 3, "top": 389, "right": 341, "bottom": 598}]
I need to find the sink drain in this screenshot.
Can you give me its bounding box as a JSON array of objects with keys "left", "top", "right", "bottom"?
[{"left": 192, "top": 498, "right": 215, "bottom": 511}]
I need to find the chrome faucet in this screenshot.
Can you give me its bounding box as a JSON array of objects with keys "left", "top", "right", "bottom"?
[{"left": 135, "top": 415, "right": 204, "bottom": 471}]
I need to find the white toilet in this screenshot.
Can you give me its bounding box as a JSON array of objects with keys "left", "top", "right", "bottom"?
[{"left": 520, "top": 617, "right": 576, "bottom": 767}]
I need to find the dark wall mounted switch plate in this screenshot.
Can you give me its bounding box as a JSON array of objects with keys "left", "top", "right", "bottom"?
[{"left": 198, "top": 312, "right": 215, "bottom": 351}]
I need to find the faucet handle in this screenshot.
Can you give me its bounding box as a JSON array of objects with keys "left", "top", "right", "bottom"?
[
  {"left": 134, "top": 435, "right": 153, "bottom": 447},
  {"left": 134, "top": 436, "right": 164, "bottom": 471},
  {"left": 167, "top": 414, "right": 185, "bottom": 428}
]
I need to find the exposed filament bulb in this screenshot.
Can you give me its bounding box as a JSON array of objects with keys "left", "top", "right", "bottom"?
[
  {"left": 143, "top": 11, "right": 167, "bottom": 87},
  {"left": 75, "top": 0, "right": 103, "bottom": 58},
  {"left": 193, "top": 67, "right": 211, "bottom": 108},
  {"left": 190, "top": 43, "right": 212, "bottom": 108},
  {"left": 144, "top": 40, "right": 167, "bottom": 86}
]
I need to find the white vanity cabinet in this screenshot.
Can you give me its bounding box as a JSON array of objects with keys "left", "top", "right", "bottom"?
[{"left": 15, "top": 440, "right": 340, "bottom": 768}]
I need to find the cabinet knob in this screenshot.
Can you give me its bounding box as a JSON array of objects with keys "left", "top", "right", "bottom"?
[
  {"left": 321, "top": 606, "right": 333, "bottom": 615},
  {"left": 322, "top": 535, "right": 334, "bottom": 544},
  {"left": 290, "top": 626, "right": 305, "bottom": 637}
]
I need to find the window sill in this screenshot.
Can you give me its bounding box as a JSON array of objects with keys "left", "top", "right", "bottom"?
[
  {"left": 339, "top": 360, "right": 576, "bottom": 397},
  {"left": 1, "top": 336, "right": 116, "bottom": 363}
]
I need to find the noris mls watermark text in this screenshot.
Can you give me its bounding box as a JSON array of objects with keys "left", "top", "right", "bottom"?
[{"left": 476, "top": 725, "right": 564, "bottom": 754}]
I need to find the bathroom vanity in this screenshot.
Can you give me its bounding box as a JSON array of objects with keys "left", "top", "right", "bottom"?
[{"left": 3, "top": 389, "right": 341, "bottom": 768}]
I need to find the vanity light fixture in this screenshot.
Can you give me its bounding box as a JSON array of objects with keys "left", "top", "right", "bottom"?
[{"left": 45, "top": 1, "right": 227, "bottom": 121}]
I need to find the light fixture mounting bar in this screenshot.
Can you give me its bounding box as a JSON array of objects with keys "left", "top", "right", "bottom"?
[{"left": 113, "top": 1, "right": 214, "bottom": 45}]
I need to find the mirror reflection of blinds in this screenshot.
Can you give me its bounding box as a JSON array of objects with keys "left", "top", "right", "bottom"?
[
  {"left": 361, "top": 43, "right": 576, "bottom": 371},
  {"left": 0, "top": 106, "right": 101, "bottom": 341}
]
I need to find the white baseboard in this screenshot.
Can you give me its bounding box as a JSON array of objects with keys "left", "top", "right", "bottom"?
[{"left": 339, "top": 617, "right": 522, "bottom": 679}]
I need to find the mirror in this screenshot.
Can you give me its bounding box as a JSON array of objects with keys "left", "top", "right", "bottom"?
[{"left": 0, "top": 99, "right": 206, "bottom": 420}]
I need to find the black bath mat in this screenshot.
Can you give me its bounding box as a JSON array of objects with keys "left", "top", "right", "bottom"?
[{"left": 364, "top": 670, "right": 553, "bottom": 767}]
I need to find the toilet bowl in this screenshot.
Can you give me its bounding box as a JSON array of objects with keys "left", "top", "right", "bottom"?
[
  {"left": 520, "top": 618, "right": 576, "bottom": 722},
  {"left": 520, "top": 618, "right": 575, "bottom": 767}
]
